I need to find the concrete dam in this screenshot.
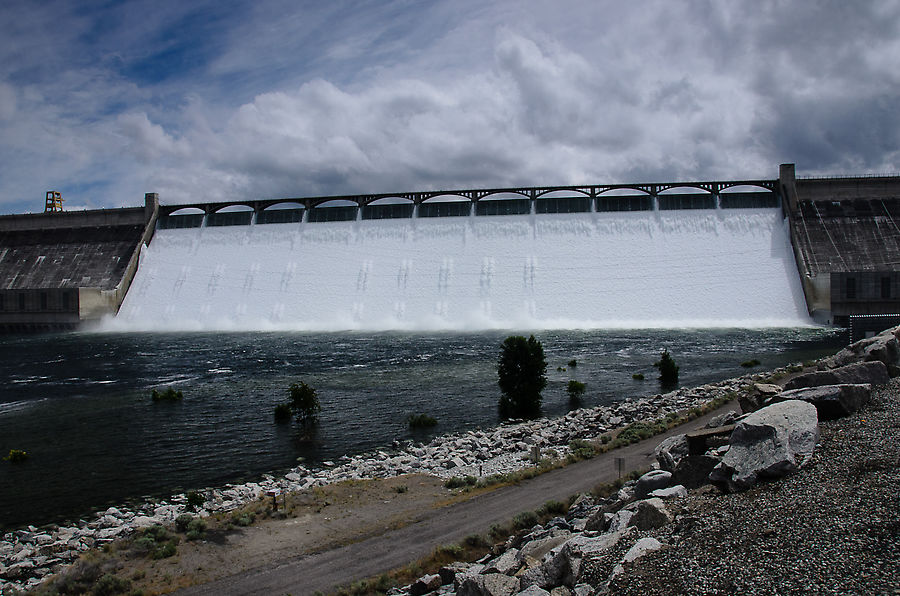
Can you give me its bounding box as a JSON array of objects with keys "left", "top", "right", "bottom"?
[{"left": 1, "top": 164, "right": 899, "bottom": 332}]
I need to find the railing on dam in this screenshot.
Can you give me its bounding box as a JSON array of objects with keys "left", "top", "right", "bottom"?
[{"left": 156, "top": 185, "right": 781, "bottom": 230}]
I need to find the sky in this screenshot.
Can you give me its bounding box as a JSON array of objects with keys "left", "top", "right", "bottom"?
[{"left": 0, "top": 0, "right": 898, "bottom": 214}]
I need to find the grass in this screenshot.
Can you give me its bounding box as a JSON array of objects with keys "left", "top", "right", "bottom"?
[
  {"left": 3, "top": 448, "right": 28, "bottom": 463},
  {"left": 151, "top": 387, "right": 183, "bottom": 402}
]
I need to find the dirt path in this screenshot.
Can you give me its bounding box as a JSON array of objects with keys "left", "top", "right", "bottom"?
[{"left": 174, "top": 402, "right": 736, "bottom": 596}]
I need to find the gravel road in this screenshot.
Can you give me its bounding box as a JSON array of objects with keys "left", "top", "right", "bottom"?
[{"left": 175, "top": 403, "right": 738, "bottom": 595}]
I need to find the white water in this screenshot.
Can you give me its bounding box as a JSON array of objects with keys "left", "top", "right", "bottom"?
[{"left": 109, "top": 209, "right": 812, "bottom": 331}]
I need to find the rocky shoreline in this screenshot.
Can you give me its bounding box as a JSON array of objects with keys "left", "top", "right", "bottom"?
[
  {"left": 390, "top": 326, "right": 900, "bottom": 596},
  {"left": 2, "top": 366, "right": 773, "bottom": 594}
]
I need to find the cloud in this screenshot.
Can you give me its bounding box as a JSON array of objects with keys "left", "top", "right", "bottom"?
[{"left": 0, "top": 1, "right": 898, "bottom": 213}]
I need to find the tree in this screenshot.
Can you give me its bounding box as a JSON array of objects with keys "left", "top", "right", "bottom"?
[
  {"left": 288, "top": 381, "right": 321, "bottom": 425},
  {"left": 654, "top": 349, "right": 679, "bottom": 389},
  {"left": 567, "top": 380, "right": 586, "bottom": 407},
  {"left": 497, "top": 335, "right": 547, "bottom": 419}
]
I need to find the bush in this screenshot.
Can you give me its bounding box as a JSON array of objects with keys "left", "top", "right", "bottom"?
[
  {"left": 513, "top": 510, "right": 539, "bottom": 530},
  {"left": 186, "top": 518, "right": 207, "bottom": 541},
  {"left": 151, "top": 387, "right": 183, "bottom": 402},
  {"left": 568, "top": 438, "right": 596, "bottom": 460},
  {"left": 91, "top": 573, "right": 131, "bottom": 596},
  {"left": 741, "top": 359, "right": 761, "bottom": 368},
  {"left": 497, "top": 335, "right": 547, "bottom": 419},
  {"left": 567, "top": 359, "right": 577, "bottom": 368},
  {"left": 274, "top": 402, "right": 292, "bottom": 422},
  {"left": 407, "top": 413, "right": 437, "bottom": 428},
  {"left": 444, "top": 476, "right": 478, "bottom": 489},
  {"left": 567, "top": 380, "right": 586, "bottom": 406},
  {"left": 3, "top": 449, "right": 28, "bottom": 463},
  {"left": 131, "top": 525, "right": 178, "bottom": 559},
  {"left": 654, "top": 350, "right": 679, "bottom": 389},
  {"left": 289, "top": 381, "right": 321, "bottom": 425},
  {"left": 186, "top": 490, "right": 205, "bottom": 510},
  {"left": 231, "top": 511, "right": 255, "bottom": 527},
  {"left": 632, "top": 373, "right": 645, "bottom": 381},
  {"left": 175, "top": 513, "right": 194, "bottom": 533}
]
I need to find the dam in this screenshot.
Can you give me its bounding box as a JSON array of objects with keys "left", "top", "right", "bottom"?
[{"left": 2, "top": 164, "right": 899, "bottom": 331}]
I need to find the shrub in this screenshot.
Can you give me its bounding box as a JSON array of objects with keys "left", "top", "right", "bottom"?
[
  {"left": 538, "top": 500, "right": 567, "bottom": 516},
  {"left": 3, "top": 449, "right": 28, "bottom": 463},
  {"left": 151, "top": 387, "right": 183, "bottom": 402},
  {"left": 444, "top": 476, "right": 478, "bottom": 489},
  {"left": 274, "top": 403, "right": 292, "bottom": 422},
  {"left": 567, "top": 359, "right": 577, "bottom": 368},
  {"left": 91, "top": 573, "right": 131, "bottom": 596},
  {"left": 513, "top": 510, "right": 539, "bottom": 530},
  {"left": 407, "top": 413, "right": 438, "bottom": 428},
  {"left": 231, "top": 511, "right": 255, "bottom": 527},
  {"left": 568, "top": 438, "right": 596, "bottom": 460},
  {"left": 632, "top": 373, "right": 645, "bottom": 380},
  {"left": 131, "top": 525, "right": 178, "bottom": 559},
  {"left": 497, "top": 335, "right": 547, "bottom": 419},
  {"left": 654, "top": 350, "right": 679, "bottom": 389},
  {"left": 186, "top": 517, "right": 207, "bottom": 541},
  {"left": 289, "top": 381, "right": 321, "bottom": 425},
  {"left": 175, "top": 514, "right": 194, "bottom": 533},
  {"left": 567, "top": 380, "right": 586, "bottom": 406},
  {"left": 186, "top": 490, "right": 205, "bottom": 510},
  {"left": 741, "top": 359, "right": 762, "bottom": 368},
  {"left": 394, "top": 484, "right": 408, "bottom": 494},
  {"left": 464, "top": 533, "right": 489, "bottom": 548}
]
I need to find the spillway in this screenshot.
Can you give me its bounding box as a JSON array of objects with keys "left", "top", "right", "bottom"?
[{"left": 110, "top": 209, "right": 811, "bottom": 331}]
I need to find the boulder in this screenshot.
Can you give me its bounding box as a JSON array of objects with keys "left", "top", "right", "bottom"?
[
  {"left": 519, "top": 533, "right": 572, "bottom": 564},
  {"left": 710, "top": 400, "right": 818, "bottom": 492},
  {"left": 516, "top": 586, "right": 551, "bottom": 596},
  {"left": 825, "top": 327, "right": 900, "bottom": 370},
  {"left": 457, "top": 573, "right": 519, "bottom": 596},
  {"left": 410, "top": 573, "right": 443, "bottom": 596},
  {"left": 785, "top": 361, "right": 889, "bottom": 390},
  {"left": 633, "top": 470, "right": 672, "bottom": 499},
  {"left": 520, "top": 533, "right": 625, "bottom": 589},
  {"left": 648, "top": 485, "right": 688, "bottom": 499},
  {"left": 442, "top": 562, "right": 482, "bottom": 585},
  {"left": 483, "top": 548, "right": 521, "bottom": 575},
  {"left": 625, "top": 498, "right": 672, "bottom": 530},
  {"left": 777, "top": 384, "right": 871, "bottom": 419},
  {"left": 609, "top": 537, "right": 664, "bottom": 579},
  {"left": 654, "top": 434, "right": 689, "bottom": 472},
  {"left": 672, "top": 454, "right": 722, "bottom": 489}
]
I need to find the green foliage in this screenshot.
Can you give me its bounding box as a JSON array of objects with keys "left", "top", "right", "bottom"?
[
  {"left": 289, "top": 381, "right": 321, "bottom": 425},
  {"left": 566, "top": 380, "right": 586, "bottom": 406},
  {"left": 407, "top": 413, "right": 438, "bottom": 428},
  {"left": 175, "top": 514, "right": 194, "bottom": 533},
  {"left": 185, "top": 517, "right": 207, "bottom": 541},
  {"left": 568, "top": 438, "right": 596, "bottom": 460},
  {"left": 3, "top": 449, "right": 28, "bottom": 463},
  {"left": 537, "top": 500, "right": 567, "bottom": 516},
  {"left": 741, "top": 359, "right": 762, "bottom": 368},
  {"left": 632, "top": 373, "right": 645, "bottom": 380},
  {"left": 613, "top": 419, "right": 669, "bottom": 447},
  {"left": 464, "top": 533, "right": 489, "bottom": 548},
  {"left": 444, "top": 476, "right": 478, "bottom": 489},
  {"left": 654, "top": 349, "right": 679, "bottom": 388},
  {"left": 151, "top": 387, "right": 183, "bottom": 402},
  {"left": 91, "top": 573, "right": 131, "bottom": 596},
  {"left": 131, "top": 525, "right": 178, "bottom": 559},
  {"left": 567, "top": 359, "right": 577, "bottom": 368},
  {"left": 512, "top": 510, "right": 539, "bottom": 530},
  {"left": 497, "top": 335, "right": 547, "bottom": 419},
  {"left": 394, "top": 484, "right": 408, "bottom": 494},
  {"left": 231, "top": 511, "right": 255, "bottom": 527},
  {"left": 186, "top": 490, "right": 205, "bottom": 510},
  {"left": 274, "top": 402, "right": 292, "bottom": 422}
]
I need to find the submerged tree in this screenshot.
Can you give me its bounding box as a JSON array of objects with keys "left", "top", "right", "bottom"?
[
  {"left": 498, "top": 335, "right": 548, "bottom": 419},
  {"left": 567, "top": 380, "right": 586, "bottom": 407},
  {"left": 288, "top": 381, "right": 321, "bottom": 425},
  {"left": 654, "top": 349, "right": 679, "bottom": 390}
]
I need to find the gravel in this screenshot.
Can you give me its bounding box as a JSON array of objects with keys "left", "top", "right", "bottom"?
[{"left": 603, "top": 378, "right": 900, "bottom": 596}]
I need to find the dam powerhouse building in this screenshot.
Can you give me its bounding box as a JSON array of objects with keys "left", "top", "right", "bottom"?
[{"left": 1, "top": 164, "right": 898, "bottom": 334}]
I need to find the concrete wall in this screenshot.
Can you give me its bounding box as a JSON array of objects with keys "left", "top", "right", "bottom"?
[{"left": 0, "top": 194, "right": 158, "bottom": 331}]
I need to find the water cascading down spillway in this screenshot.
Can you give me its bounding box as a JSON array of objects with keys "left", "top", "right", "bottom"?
[{"left": 112, "top": 209, "right": 811, "bottom": 331}]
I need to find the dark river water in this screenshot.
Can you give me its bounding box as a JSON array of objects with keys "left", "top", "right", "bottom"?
[{"left": 0, "top": 328, "right": 845, "bottom": 529}]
